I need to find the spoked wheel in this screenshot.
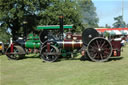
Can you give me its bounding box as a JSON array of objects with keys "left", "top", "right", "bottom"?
[
  {"left": 6, "top": 46, "right": 25, "bottom": 60},
  {"left": 40, "top": 45, "right": 60, "bottom": 62},
  {"left": 87, "top": 37, "right": 112, "bottom": 62}
]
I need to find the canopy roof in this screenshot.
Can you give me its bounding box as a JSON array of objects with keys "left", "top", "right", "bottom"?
[
  {"left": 104, "top": 31, "right": 115, "bottom": 36},
  {"left": 37, "top": 25, "right": 73, "bottom": 30},
  {"left": 96, "top": 28, "right": 128, "bottom": 35},
  {"left": 121, "top": 30, "right": 128, "bottom": 35},
  {"left": 95, "top": 28, "right": 128, "bottom": 32}
]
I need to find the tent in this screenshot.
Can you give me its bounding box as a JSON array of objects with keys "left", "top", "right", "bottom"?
[
  {"left": 104, "top": 30, "right": 115, "bottom": 36},
  {"left": 113, "top": 30, "right": 122, "bottom": 35}
]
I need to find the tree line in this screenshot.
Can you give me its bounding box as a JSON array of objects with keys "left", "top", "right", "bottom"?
[
  {"left": 0, "top": 0, "right": 98, "bottom": 41},
  {"left": 0, "top": 0, "right": 127, "bottom": 42}
]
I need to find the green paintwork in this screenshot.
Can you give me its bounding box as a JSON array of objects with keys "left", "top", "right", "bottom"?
[
  {"left": 61, "top": 49, "right": 67, "bottom": 57},
  {"left": 25, "top": 40, "right": 40, "bottom": 48},
  {"left": 37, "top": 25, "right": 73, "bottom": 30},
  {"left": 25, "top": 33, "right": 40, "bottom": 48},
  {"left": 27, "top": 33, "right": 39, "bottom": 40}
]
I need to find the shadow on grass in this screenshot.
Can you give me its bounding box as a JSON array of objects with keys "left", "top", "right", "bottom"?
[
  {"left": 21, "top": 54, "right": 40, "bottom": 60},
  {"left": 79, "top": 56, "right": 124, "bottom": 62},
  {"left": 19, "top": 53, "right": 124, "bottom": 63},
  {"left": 108, "top": 56, "right": 123, "bottom": 62}
]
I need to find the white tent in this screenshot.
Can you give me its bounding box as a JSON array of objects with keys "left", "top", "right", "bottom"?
[
  {"left": 113, "top": 30, "right": 122, "bottom": 35},
  {"left": 124, "top": 30, "right": 128, "bottom": 35}
]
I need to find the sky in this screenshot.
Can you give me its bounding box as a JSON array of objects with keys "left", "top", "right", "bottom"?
[{"left": 92, "top": 0, "right": 128, "bottom": 27}]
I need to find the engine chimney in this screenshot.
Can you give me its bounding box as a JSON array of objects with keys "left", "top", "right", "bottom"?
[{"left": 59, "top": 16, "right": 64, "bottom": 40}]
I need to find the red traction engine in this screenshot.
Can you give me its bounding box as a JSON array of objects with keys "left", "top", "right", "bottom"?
[{"left": 38, "top": 17, "right": 122, "bottom": 62}]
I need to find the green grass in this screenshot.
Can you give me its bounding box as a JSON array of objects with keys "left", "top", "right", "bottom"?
[{"left": 0, "top": 45, "right": 128, "bottom": 85}]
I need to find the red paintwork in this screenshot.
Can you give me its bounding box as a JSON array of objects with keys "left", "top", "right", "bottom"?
[
  {"left": 96, "top": 28, "right": 128, "bottom": 32},
  {"left": 11, "top": 43, "right": 14, "bottom": 53},
  {"left": 63, "top": 40, "right": 72, "bottom": 49},
  {"left": 65, "top": 32, "right": 82, "bottom": 40},
  {"left": 47, "top": 43, "right": 50, "bottom": 52},
  {"left": 72, "top": 35, "right": 82, "bottom": 40},
  {"left": 64, "top": 40, "right": 82, "bottom": 49},
  {"left": 111, "top": 40, "right": 121, "bottom": 56}
]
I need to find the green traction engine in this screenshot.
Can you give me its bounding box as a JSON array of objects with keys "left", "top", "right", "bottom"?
[{"left": 5, "top": 16, "right": 122, "bottom": 62}]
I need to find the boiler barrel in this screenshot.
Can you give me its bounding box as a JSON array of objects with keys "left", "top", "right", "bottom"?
[
  {"left": 57, "top": 40, "right": 83, "bottom": 50},
  {"left": 25, "top": 41, "right": 40, "bottom": 49}
]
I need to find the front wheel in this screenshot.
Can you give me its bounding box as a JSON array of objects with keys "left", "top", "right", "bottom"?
[
  {"left": 40, "top": 45, "right": 60, "bottom": 62},
  {"left": 6, "top": 45, "right": 25, "bottom": 60}
]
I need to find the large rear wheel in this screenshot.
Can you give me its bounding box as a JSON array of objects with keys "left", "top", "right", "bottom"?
[{"left": 87, "top": 37, "right": 112, "bottom": 62}]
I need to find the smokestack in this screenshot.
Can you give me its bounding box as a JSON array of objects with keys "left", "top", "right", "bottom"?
[
  {"left": 59, "top": 16, "right": 64, "bottom": 40},
  {"left": 23, "top": 21, "right": 27, "bottom": 40}
]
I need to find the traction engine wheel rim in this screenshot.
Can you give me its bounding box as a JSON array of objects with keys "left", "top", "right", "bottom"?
[
  {"left": 6, "top": 46, "right": 25, "bottom": 60},
  {"left": 40, "top": 45, "right": 59, "bottom": 62},
  {"left": 87, "top": 37, "right": 112, "bottom": 62}
]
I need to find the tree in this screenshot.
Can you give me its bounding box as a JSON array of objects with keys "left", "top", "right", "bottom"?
[
  {"left": 105, "top": 24, "right": 111, "bottom": 28},
  {"left": 0, "top": 0, "right": 83, "bottom": 39},
  {"left": 0, "top": 0, "right": 51, "bottom": 40},
  {"left": 112, "top": 16, "right": 126, "bottom": 28},
  {"left": 38, "top": 0, "right": 83, "bottom": 32},
  {"left": 78, "top": 0, "right": 99, "bottom": 29},
  {"left": 0, "top": 24, "right": 11, "bottom": 43}
]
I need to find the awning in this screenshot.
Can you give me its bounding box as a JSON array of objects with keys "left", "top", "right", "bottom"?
[
  {"left": 121, "top": 30, "right": 127, "bottom": 35},
  {"left": 113, "top": 30, "right": 122, "bottom": 35},
  {"left": 104, "top": 30, "right": 115, "bottom": 36}
]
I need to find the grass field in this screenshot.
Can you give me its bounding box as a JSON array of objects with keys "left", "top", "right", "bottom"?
[{"left": 0, "top": 45, "right": 128, "bottom": 85}]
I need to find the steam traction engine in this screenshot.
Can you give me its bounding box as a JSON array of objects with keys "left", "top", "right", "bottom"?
[{"left": 5, "top": 16, "right": 122, "bottom": 62}]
